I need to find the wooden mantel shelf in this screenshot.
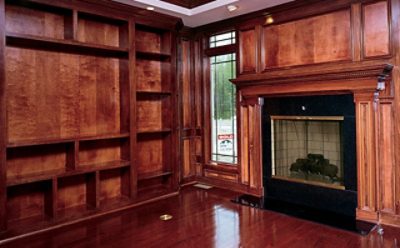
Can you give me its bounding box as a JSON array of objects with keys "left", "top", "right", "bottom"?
[
  {"left": 231, "top": 62, "right": 393, "bottom": 88},
  {"left": 231, "top": 63, "right": 393, "bottom": 98}
]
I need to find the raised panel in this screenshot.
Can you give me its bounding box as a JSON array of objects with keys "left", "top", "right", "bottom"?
[
  {"left": 262, "top": 10, "right": 351, "bottom": 69},
  {"left": 363, "top": 1, "right": 390, "bottom": 58},
  {"left": 240, "top": 105, "right": 249, "bottom": 185},
  {"left": 378, "top": 101, "right": 396, "bottom": 214},
  {"left": 355, "top": 97, "right": 376, "bottom": 214},
  {"left": 181, "top": 40, "right": 191, "bottom": 128},
  {"left": 239, "top": 28, "right": 257, "bottom": 74},
  {"left": 182, "top": 139, "right": 191, "bottom": 178}
]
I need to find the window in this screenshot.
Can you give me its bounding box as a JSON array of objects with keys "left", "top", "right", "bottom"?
[
  {"left": 209, "top": 31, "right": 237, "bottom": 164},
  {"left": 209, "top": 31, "right": 235, "bottom": 48}
]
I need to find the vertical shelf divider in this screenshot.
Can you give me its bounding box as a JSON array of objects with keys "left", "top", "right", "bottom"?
[
  {"left": 66, "top": 141, "right": 78, "bottom": 171},
  {"left": 170, "top": 31, "right": 179, "bottom": 191},
  {"left": 86, "top": 172, "right": 98, "bottom": 210},
  {"left": 129, "top": 18, "right": 137, "bottom": 199},
  {"left": 47, "top": 178, "right": 58, "bottom": 219},
  {"left": 64, "top": 9, "right": 78, "bottom": 40}
]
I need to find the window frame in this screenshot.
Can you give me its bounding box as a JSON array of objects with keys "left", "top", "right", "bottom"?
[{"left": 203, "top": 30, "right": 240, "bottom": 171}]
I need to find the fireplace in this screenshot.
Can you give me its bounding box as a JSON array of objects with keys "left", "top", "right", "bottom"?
[
  {"left": 262, "top": 94, "right": 357, "bottom": 216},
  {"left": 271, "top": 116, "right": 344, "bottom": 189}
]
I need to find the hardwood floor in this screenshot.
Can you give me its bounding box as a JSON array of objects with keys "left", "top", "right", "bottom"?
[{"left": 0, "top": 186, "right": 399, "bottom": 248}]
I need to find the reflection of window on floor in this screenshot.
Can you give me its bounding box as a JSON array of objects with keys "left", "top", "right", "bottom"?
[{"left": 210, "top": 52, "right": 237, "bottom": 164}]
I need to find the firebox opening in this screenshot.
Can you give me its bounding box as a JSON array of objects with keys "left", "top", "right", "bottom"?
[
  {"left": 262, "top": 94, "right": 357, "bottom": 217},
  {"left": 271, "top": 116, "right": 344, "bottom": 190}
]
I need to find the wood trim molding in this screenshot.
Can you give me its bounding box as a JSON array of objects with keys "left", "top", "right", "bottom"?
[{"left": 232, "top": 63, "right": 393, "bottom": 88}]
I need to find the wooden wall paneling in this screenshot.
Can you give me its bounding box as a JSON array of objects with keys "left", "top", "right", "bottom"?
[
  {"left": 5, "top": 3, "right": 67, "bottom": 39},
  {"left": 0, "top": 0, "right": 7, "bottom": 231},
  {"left": 77, "top": 13, "right": 121, "bottom": 48},
  {"left": 137, "top": 134, "right": 166, "bottom": 175},
  {"left": 248, "top": 100, "right": 263, "bottom": 195},
  {"left": 78, "top": 54, "right": 120, "bottom": 137},
  {"left": 6, "top": 48, "right": 80, "bottom": 142},
  {"left": 57, "top": 175, "right": 88, "bottom": 219},
  {"left": 194, "top": 39, "right": 203, "bottom": 129},
  {"left": 362, "top": 0, "right": 391, "bottom": 58},
  {"left": 136, "top": 59, "right": 163, "bottom": 92},
  {"left": 78, "top": 140, "right": 123, "bottom": 167},
  {"left": 182, "top": 138, "right": 192, "bottom": 178},
  {"left": 136, "top": 27, "right": 161, "bottom": 54},
  {"left": 137, "top": 95, "right": 170, "bottom": 132},
  {"left": 239, "top": 103, "right": 249, "bottom": 185},
  {"left": 181, "top": 40, "right": 192, "bottom": 128},
  {"left": 7, "top": 180, "right": 53, "bottom": 223},
  {"left": 179, "top": 37, "right": 197, "bottom": 182},
  {"left": 377, "top": 99, "right": 396, "bottom": 215},
  {"left": 262, "top": 10, "right": 352, "bottom": 70},
  {"left": 238, "top": 26, "right": 258, "bottom": 75},
  {"left": 354, "top": 93, "right": 378, "bottom": 222},
  {"left": 351, "top": 3, "right": 362, "bottom": 61},
  {"left": 202, "top": 36, "right": 212, "bottom": 166},
  {"left": 7, "top": 145, "right": 67, "bottom": 180},
  {"left": 99, "top": 169, "right": 122, "bottom": 205}
]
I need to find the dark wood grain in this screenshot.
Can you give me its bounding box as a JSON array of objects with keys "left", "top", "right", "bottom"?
[{"left": 2, "top": 186, "right": 400, "bottom": 247}]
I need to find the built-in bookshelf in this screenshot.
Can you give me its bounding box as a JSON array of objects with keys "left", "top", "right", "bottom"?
[{"left": 0, "top": 0, "right": 179, "bottom": 238}]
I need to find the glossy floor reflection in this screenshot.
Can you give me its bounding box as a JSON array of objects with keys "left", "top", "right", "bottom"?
[{"left": 0, "top": 186, "right": 399, "bottom": 248}]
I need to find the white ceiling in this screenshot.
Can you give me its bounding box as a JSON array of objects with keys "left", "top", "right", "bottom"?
[{"left": 112, "top": 0, "right": 294, "bottom": 27}]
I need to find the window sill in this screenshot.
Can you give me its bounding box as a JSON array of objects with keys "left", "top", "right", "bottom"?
[{"left": 205, "top": 162, "right": 239, "bottom": 174}]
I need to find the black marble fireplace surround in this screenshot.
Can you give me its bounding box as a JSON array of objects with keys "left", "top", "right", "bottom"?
[{"left": 262, "top": 94, "right": 357, "bottom": 217}]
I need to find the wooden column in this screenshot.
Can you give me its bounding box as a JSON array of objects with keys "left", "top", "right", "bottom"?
[
  {"left": 354, "top": 92, "right": 378, "bottom": 222},
  {"left": 377, "top": 98, "right": 398, "bottom": 225},
  {"left": 239, "top": 95, "right": 263, "bottom": 196}
]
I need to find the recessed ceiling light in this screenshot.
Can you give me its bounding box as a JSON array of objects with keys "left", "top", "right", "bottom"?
[
  {"left": 227, "top": 5, "right": 238, "bottom": 12},
  {"left": 146, "top": 6, "right": 155, "bottom": 11},
  {"left": 265, "top": 15, "right": 274, "bottom": 25}
]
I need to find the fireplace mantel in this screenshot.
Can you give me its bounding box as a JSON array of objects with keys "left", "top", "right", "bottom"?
[
  {"left": 233, "top": 63, "right": 398, "bottom": 226},
  {"left": 231, "top": 63, "right": 393, "bottom": 98}
]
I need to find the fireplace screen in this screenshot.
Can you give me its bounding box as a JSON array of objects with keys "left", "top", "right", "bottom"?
[{"left": 271, "top": 116, "right": 344, "bottom": 189}]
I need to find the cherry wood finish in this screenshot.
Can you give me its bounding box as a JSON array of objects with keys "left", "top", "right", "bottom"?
[
  {"left": 1, "top": 186, "right": 400, "bottom": 247},
  {"left": 0, "top": 0, "right": 180, "bottom": 238},
  {"left": 238, "top": 26, "right": 258, "bottom": 75},
  {"left": 178, "top": 37, "right": 204, "bottom": 183},
  {"left": 262, "top": 10, "right": 352, "bottom": 69},
  {"left": 135, "top": 24, "right": 179, "bottom": 198},
  {"left": 362, "top": 1, "right": 391, "bottom": 58}
]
